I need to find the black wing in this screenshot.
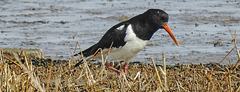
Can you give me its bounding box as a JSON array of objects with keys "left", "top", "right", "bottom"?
[{"left": 74, "top": 22, "right": 129, "bottom": 57}]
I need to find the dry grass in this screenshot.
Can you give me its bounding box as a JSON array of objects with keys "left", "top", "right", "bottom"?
[
  {"left": 0, "top": 50, "right": 240, "bottom": 91},
  {"left": 0, "top": 19, "right": 240, "bottom": 92}
]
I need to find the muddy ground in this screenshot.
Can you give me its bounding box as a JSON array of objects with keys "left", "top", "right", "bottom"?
[{"left": 0, "top": 0, "right": 240, "bottom": 65}]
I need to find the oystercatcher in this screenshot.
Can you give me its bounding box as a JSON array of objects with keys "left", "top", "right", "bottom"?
[{"left": 74, "top": 9, "right": 179, "bottom": 74}]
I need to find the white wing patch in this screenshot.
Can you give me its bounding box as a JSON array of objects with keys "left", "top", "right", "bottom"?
[
  {"left": 116, "top": 25, "right": 125, "bottom": 30},
  {"left": 107, "top": 24, "right": 148, "bottom": 61},
  {"left": 124, "top": 25, "right": 137, "bottom": 41}
]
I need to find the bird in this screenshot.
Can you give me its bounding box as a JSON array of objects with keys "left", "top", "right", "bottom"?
[{"left": 74, "top": 9, "right": 179, "bottom": 74}]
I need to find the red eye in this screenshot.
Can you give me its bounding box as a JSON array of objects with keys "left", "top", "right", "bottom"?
[{"left": 158, "top": 16, "right": 161, "bottom": 19}]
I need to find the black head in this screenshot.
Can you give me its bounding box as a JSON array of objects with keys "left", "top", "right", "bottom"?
[
  {"left": 140, "top": 9, "right": 179, "bottom": 46},
  {"left": 142, "top": 9, "right": 169, "bottom": 29}
]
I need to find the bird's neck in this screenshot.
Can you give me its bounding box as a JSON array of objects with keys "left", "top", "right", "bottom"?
[{"left": 129, "top": 18, "right": 159, "bottom": 40}]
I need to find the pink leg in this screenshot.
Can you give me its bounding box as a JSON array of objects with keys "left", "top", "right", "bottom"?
[
  {"left": 105, "top": 62, "right": 122, "bottom": 74},
  {"left": 123, "top": 62, "right": 129, "bottom": 73}
]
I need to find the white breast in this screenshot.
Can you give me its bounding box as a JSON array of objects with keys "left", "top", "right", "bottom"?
[{"left": 107, "top": 24, "right": 148, "bottom": 62}]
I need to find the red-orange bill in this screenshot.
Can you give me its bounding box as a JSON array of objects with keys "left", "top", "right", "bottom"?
[{"left": 162, "top": 24, "right": 179, "bottom": 46}]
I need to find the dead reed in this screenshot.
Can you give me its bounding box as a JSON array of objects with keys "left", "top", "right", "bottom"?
[{"left": 0, "top": 49, "right": 240, "bottom": 91}]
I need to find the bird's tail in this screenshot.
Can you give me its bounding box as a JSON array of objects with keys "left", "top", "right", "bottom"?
[
  {"left": 74, "top": 59, "right": 84, "bottom": 67},
  {"left": 74, "top": 44, "right": 98, "bottom": 57},
  {"left": 74, "top": 44, "right": 99, "bottom": 67}
]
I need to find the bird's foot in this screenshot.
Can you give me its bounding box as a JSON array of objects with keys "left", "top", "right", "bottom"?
[
  {"left": 105, "top": 62, "right": 129, "bottom": 77},
  {"left": 105, "top": 62, "right": 122, "bottom": 74},
  {"left": 123, "top": 62, "right": 128, "bottom": 74}
]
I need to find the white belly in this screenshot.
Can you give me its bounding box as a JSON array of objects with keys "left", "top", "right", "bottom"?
[{"left": 107, "top": 39, "right": 148, "bottom": 61}]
